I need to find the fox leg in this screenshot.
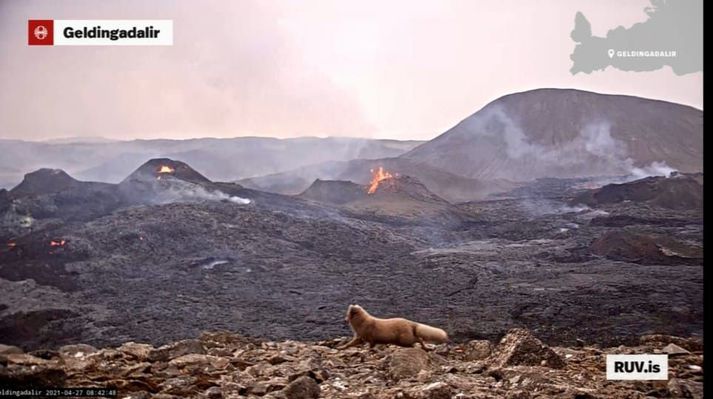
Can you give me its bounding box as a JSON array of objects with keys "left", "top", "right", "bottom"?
[
  {"left": 338, "top": 335, "right": 364, "bottom": 350},
  {"left": 416, "top": 337, "right": 432, "bottom": 351}
]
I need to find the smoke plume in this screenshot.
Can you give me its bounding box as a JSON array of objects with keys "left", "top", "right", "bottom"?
[{"left": 151, "top": 179, "right": 251, "bottom": 205}]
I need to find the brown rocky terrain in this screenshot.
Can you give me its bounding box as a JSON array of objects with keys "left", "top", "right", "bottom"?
[{"left": 0, "top": 329, "right": 703, "bottom": 398}]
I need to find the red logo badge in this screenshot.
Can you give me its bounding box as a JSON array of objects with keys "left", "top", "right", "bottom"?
[{"left": 28, "top": 20, "right": 54, "bottom": 45}]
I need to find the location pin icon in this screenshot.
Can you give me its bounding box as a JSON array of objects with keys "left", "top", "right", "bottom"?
[{"left": 608, "top": 49, "right": 615, "bottom": 59}]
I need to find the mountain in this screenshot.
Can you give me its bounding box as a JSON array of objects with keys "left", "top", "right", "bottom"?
[
  {"left": 42, "top": 136, "right": 119, "bottom": 144},
  {"left": 10, "top": 169, "right": 82, "bottom": 196},
  {"left": 0, "top": 137, "right": 423, "bottom": 189},
  {"left": 241, "top": 89, "right": 702, "bottom": 202},
  {"left": 401, "top": 88, "right": 703, "bottom": 181}
]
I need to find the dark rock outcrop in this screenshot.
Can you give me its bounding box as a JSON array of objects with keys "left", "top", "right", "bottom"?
[
  {"left": 572, "top": 173, "right": 703, "bottom": 211},
  {"left": 590, "top": 230, "right": 703, "bottom": 265},
  {"left": 298, "top": 179, "right": 366, "bottom": 205},
  {"left": 10, "top": 169, "right": 80, "bottom": 196}
]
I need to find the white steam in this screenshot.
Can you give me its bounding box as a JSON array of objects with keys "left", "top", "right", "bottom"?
[
  {"left": 153, "top": 179, "right": 251, "bottom": 205},
  {"left": 580, "top": 122, "right": 627, "bottom": 161},
  {"left": 518, "top": 199, "right": 590, "bottom": 217},
  {"left": 460, "top": 104, "right": 677, "bottom": 182},
  {"left": 628, "top": 161, "right": 677, "bottom": 180}
]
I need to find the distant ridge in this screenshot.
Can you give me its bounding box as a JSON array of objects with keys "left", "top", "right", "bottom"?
[{"left": 402, "top": 88, "right": 702, "bottom": 181}]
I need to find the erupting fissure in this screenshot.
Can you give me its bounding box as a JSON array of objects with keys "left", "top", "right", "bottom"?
[{"left": 367, "top": 166, "right": 394, "bottom": 194}]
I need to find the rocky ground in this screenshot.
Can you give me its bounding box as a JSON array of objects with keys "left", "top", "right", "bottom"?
[
  {"left": 0, "top": 162, "right": 704, "bottom": 353},
  {"left": 0, "top": 328, "right": 703, "bottom": 398}
]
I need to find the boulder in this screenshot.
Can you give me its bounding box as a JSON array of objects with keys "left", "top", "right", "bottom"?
[
  {"left": 667, "top": 378, "right": 704, "bottom": 398},
  {"left": 28, "top": 349, "right": 59, "bottom": 360},
  {"left": 282, "top": 375, "right": 321, "bottom": 399},
  {"left": 640, "top": 335, "right": 703, "bottom": 352},
  {"left": 462, "top": 340, "right": 493, "bottom": 361},
  {"left": 0, "top": 344, "right": 23, "bottom": 355},
  {"left": 386, "top": 348, "right": 432, "bottom": 380},
  {"left": 248, "top": 378, "right": 288, "bottom": 396},
  {"left": 404, "top": 382, "right": 453, "bottom": 399},
  {"left": 119, "top": 342, "right": 154, "bottom": 361},
  {"left": 0, "top": 362, "right": 67, "bottom": 387},
  {"left": 488, "top": 329, "right": 565, "bottom": 369},
  {"left": 58, "top": 343, "right": 98, "bottom": 357},
  {"left": 199, "top": 330, "right": 257, "bottom": 351},
  {"left": 662, "top": 343, "right": 691, "bottom": 356},
  {"left": 168, "top": 354, "right": 230, "bottom": 371},
  {"left": 205, "top": 386, "right": 223, "bottom": 399},
  {"left": 4, "top": 353, "right": 52, "bottom": 366},
  {"left": 505, "top": 391, "right": 531, "bottom": 399},
  {"left": 148, "top": 339, "right": 205, "bottom": 362},
  {"left": 158, "top": 376, "right": 197, "bottom": 395}
]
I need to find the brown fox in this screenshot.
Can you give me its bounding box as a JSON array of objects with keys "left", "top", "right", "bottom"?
[{"left": 339, "top": 304, "right": 448, "bottom": 350}]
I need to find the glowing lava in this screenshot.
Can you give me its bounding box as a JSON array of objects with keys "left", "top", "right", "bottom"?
[
  {"left": 367, "top": 166, "right": 394, "bottom": 194},
  {"left": 158, "top": 165, "right": 175, "bottom": 174},
  {"left": 50, "top": 239, "right": 66, "bottom": 247}
]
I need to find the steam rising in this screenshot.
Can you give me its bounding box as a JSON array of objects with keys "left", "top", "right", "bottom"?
[
  {"left": 518, "top": 199, "right": 590, "bottom": 218},
  {"left": 150, "top": 179, "right": 251, "bottom": 205},
  {"left": 461, "top": 104, "right": 678, "bottom": 181},
  {"left": 629, "top": 161, "right": 677, "bottom": 180}
]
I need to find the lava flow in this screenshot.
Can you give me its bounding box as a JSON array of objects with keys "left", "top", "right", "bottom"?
[
  {"left": 367, "top": 166, "right": 394, "bottom": 194},
  {"left": 158, "top": 165, "right": 175, "bottom": 174},
  {"left": 50, "top": 239, "right": 66, "bottom": 247}
]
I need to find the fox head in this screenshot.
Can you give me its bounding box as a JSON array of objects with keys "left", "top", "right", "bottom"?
[{"left": 345, "top": 304, "right": 364, "bottom": 323}]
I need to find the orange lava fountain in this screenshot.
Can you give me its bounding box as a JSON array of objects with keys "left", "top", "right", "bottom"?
[{"left": 367, "top": 167, "right": 394, "bottom": 194}]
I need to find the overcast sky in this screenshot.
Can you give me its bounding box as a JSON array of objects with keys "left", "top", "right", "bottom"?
[{"left": 0, "top": 0, "right": 703, "bottom": 141}]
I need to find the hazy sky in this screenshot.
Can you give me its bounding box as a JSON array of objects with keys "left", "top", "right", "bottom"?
[{"left": 0, "top": 0, "right": 703, "bottom": 141}]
